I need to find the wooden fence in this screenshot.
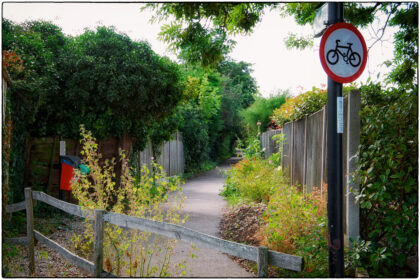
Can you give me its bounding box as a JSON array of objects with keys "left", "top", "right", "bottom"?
[
  {"left": 23, "top": 133, "right": 184, "bottom": 200},
  {"left": 135, "top": 131, "right": 184, "bottom": 177},
  {"left": 5, "top": 188, "right": 303, "bottom": 277},
  {"left": 261, "top": 89, "right": 361, "bottom": 246}
]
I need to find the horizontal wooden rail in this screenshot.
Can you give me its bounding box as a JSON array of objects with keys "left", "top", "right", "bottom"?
[
  {"left": 34, "top": 230, "right": 94, "bottom": 274},
  {"left": 4, "top": 236, "right": 28, "bottom": 245},
  {"left": 104, "top": 212, "right": 303, "bottom": 272},
  {"left": 6, "top": 201, "right": 26, "bottom": 213},
  {"left": 9, "top": 190, "right": 303, "bottom": 277},
  {"left": 32, "top": 191, "right": 92, "bottom": 218}
]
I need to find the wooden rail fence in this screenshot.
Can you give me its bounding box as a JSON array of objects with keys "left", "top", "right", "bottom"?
[{"left": 5, "top": 188, "right": 303, "bottom": 277}]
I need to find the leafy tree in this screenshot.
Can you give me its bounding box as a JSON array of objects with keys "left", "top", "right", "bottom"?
[
  {"left": 144, "top": 2, "right": 418, "bottom": 86},
  {"left": 216, "top": 60, "right": 258, "bottom": 157},
  {"left": 2, "top": 20, "right": 186, "bottom": 200},
  {"left": 173, "top": 59, "right": 258, "bottom": 171},
  {"left": 176, "top": 65, "right": 223, "bottom": 172},
  {"left": 241, "top": 92, "right": 288, "bottom": 136},
  {"left": 2, "top": 19, "right": 67, "bottom": 203},
  {"left": 4, "top": 20, "right": 185, "bottom": 150},
  {"left": 143, "top": 3, "right": 267, "bottom": 68},
  {"left": 355, "top": 83, "right": 418, "bottom": 277},
  {"left": 281, "top": 2, "right": 418, "bottom": 86},
  {"left": 58, "top": 26, "right": 184, "bottom": 150}
]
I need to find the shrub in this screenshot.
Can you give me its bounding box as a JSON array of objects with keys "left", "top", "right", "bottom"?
[
  {"left": 271, "top": 87, "right": 327, "bottom": 128},
  {"left": 71, "top": 126, "right": 190, "bottom": 277},
  {"left": 240, "top": 92, "right": 288, "bottom": 136},
  {"left": 353, "top": 82, "right": 418, "bottom": 277},
  {"left": 222, "top": 157, "right": 286, "bottom": 204},
  {"left": 264, "top": 186, "right": 328, "bottom": 276}
]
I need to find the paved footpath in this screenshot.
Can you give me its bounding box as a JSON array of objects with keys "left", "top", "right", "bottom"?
[{"left": 168, "top": 159, "right": 253, "bottom": 277}]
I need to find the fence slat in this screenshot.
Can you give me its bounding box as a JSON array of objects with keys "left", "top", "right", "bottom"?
[
  {"left": 268, "top": 250, "right": 304, "bottom": 272},
  {"left": 257, "top": 246, "right": 268, "bottom": 277},
  {"left": 94, "top": 210, "right": 105, "bottom": 277},
  {"left": 24, "top": 188, "right": 35, "bottom": 276},
  {"left": 32, "top": 191, "right": 92, "bottom": 218},
  {"left": 6, "top": 201, "right": 26, "bottom": 213},
  {"left": 4, "top": 237, "right": 28, "bottom": 245},
  {"left": 34, "top": 230, "right": 94, "bottom": 274},
  {"left": 104, "top": 212, "right": 257, "bottom": 261}
]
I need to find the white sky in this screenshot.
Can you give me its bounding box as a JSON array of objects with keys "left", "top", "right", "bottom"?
[{"left": 3, "top": 2, "right": 396, "bottom": 97}]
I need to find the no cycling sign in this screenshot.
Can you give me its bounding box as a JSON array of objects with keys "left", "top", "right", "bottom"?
[{"left": 320, "top": 22, "right": 367, "bottom": 83}]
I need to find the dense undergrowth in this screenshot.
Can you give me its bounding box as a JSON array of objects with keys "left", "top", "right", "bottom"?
[
  {"left": 223, "top": 81, "right": 418, "bottom": 277},
  {"left": 221, "top": 142, "right": 329, "bottom": 277}
]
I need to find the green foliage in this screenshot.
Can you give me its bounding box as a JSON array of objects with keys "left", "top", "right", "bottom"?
[
  {"left": 2, "top": 244, "right": 25, "bottom": 277},
  {"left": 159, "top": 21, "right": 235, "bottom": 68},
  {"left": 264, "top": 186, "right": 328, "bottom": 276},
  {"left": 271, "top": 86, "right": 327, "bottom": 127},
  {"left": 353, "top": 82, "right": 418, "bottom": 277},
  {"left": 387, "top": 2, "right": 418, "bottom": 85},
  {"left": 284, "top": 33, "right": 314, "bottom": 50},
  {"left": 59, "top": 26, "right": 184, "bottom": 149},
  {"left": 145, "top": 3, "right": 267, "bottom": 67},
  {"left": 240, "top": 91, "right": 288, "bottom": 135},
  {"left": 239, "top": 136, "right": 264, "bottom": 160},
  {"left": 268, "top": 133, "right": 285, "bottom": 167},
  {"left": 176, "top": 67, "right": 222, "bottom": 172},
  {"left": 221, "top": 155, "right": 328, "bottom": 276},
  {"left": 222, "top": 157, "right": 286, "bottom": 204},
  {"left": 71, "top": 126, "right": 189, "bottom": 277},
  {"left": 281, "top": 3, "right": 418, "bottom": 86},
  {"left": 177, "top": 60, "right": 258, "bottom": 173},
  {"left": 147, "top": 3, "right": 418, "bottom": 87},
  {"left": 3, "top": 19, "right": 184, "bottom": 148},
  {"left": 3, "top": 19, "right": 186, "bottom": 198}
]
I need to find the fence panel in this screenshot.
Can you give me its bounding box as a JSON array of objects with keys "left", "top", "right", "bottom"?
[
  {"left": 292, "top": 118, "right": 306, "bottom": 187},
  {"left": 139, "top": 133, "right": 184, "bottom": 176},
  {"left": 305, "top": 109, "right": 324, "bottom": 192},
  {"left": 260, "top": 90, "right": 361, "bottom": 245},
  {"left": 282, "top": 122, "right": 293, "bottom": 176}
]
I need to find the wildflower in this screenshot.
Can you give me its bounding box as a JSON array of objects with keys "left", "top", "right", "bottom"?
[{"left": 150, "top": 156, "right": 154, "bottom": 161}]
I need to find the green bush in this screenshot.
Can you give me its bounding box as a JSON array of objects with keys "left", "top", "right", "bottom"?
[
  {"left": 222, "top": 157, "right": 286, "bottom": 204},
  {"left": 240, "top": 92, "right": 288, "bottom": 135},
  {"left": 272, "top": 87, "right": 327, "bottom": 127},
  {"left": 271, "top": 86, "right": 355, "bottom": 127},
  {"left": 221, "top": 155, "right": 328, "bottom": 276},
  {"left": 264, "top": 186, "right": 328, "bottom": 276},
  {"left": 354, "top": 82, "right": 418, "bottom": 277}
]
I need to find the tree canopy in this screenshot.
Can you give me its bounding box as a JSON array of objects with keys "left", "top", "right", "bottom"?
[
  {"left": 144, "top": 2, "right": 418, "bottom": 85},
  {"left": 3, "top": 20, "right": 185, "bottom": 150}
]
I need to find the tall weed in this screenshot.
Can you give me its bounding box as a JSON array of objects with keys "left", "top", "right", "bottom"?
[
  {"left": 264, "top": 186, "right": 328, "bottom": 276},
  {"left": 222, "top": 158, "right": 286, "bottom": 204},
  {"left": 71, "top": 126, "right": 190, "bottom": 277}
]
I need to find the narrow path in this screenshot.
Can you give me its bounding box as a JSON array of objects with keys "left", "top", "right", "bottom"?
[{"left": 169, "top": 158, "right": 253, "bottom": 277}]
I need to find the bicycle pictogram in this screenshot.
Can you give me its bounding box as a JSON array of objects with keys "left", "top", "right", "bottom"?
[{"left": 326, "top": 40, "right": 361, "bottom": 67}]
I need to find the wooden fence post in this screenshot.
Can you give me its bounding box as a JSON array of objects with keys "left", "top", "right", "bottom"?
[
  {"left": 257, "top": 246, "right": 268, "bottom": 277},
  {"left": 24, "top": 187, "right": 35, "bottom": 276},
  {"left": 94, "top": 209, "right": 105, "bottom": 277}
]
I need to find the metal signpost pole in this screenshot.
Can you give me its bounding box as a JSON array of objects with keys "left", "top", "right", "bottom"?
[{"left": 327, "top": 2, "right": 345, "bottom": 277}]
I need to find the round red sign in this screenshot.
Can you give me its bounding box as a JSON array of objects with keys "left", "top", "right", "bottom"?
[{"left": 319, "top": 22, "right": 367, "bottom": 83}]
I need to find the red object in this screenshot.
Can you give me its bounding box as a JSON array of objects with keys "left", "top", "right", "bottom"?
[
  {"left": 319, "top": 22, "right": 367, "bottom": 83},
  {"left": 60, "top": 161, "right": 76, "bottom": 191}
]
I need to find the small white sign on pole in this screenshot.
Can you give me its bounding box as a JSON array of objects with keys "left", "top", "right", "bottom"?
[{"left": 59, "top": 141, "right": 66, "bottom": 156}]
